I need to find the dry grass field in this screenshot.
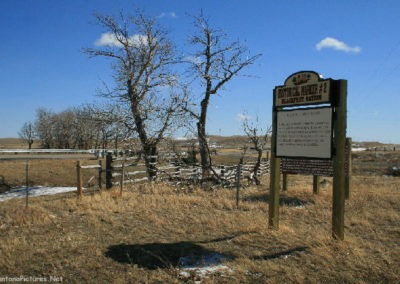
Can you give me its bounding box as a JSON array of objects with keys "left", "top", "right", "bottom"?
[
  {"left": 0, "top": 138, "right": 41, "bottom": 149},
  {"left": 0, "top": 176, "right": 398, "bottom": 283},
  {"left": 0, "top": 138, "right": 399, "bottom": 283}
]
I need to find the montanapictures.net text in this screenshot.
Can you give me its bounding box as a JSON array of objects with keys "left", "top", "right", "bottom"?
[{"left": 0, "top": 275, "right": 63, "bottom": 282}]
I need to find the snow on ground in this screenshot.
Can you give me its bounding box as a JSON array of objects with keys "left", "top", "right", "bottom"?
[
  {"left": 0, "top": 186, "right": 76, "bottom": 202},
  {"left": 352, "top": 147, "right": 367, "bottom": 152},
  {"left": 177, "top": 253, "right": 233, "bottom": 280}
]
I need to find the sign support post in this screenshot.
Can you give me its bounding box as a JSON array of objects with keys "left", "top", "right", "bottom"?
[
  {"left": 313, "top": 176, "right": 320, "bottom": 195},
  {"left": 332, "top": 80, "right": 347, "bottom": 240},
  {"left": 268, "top": 108, "right": 281, "bottom": 229}
]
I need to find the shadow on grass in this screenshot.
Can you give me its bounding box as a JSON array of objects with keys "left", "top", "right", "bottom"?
[
  {"left": 105, "top": 241, "right": 234, "bottom": 269},
  {"left": 243, "top": 193, "right": 314, "bottom": 207},
  {"left": 251, "top": 246, "right": 309, "bottom": 260}
]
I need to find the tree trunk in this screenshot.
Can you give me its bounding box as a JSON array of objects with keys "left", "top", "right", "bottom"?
[
  {"left": 198, "top": 125, "right": 210, "bottom": 178},
  {"left": 253, "top": 148, "right": 262, "bottom": 185},
  {"left": 130, "top": 80, "right": 159, "bottom": 181},
  {"left": 143, "top": 143, "right": 158, "bottom": 181},
  {"left": 197, "top": 91, "right": 211, "bottom": 179}
]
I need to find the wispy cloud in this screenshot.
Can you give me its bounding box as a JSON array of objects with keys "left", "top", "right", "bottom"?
[
  {"left": 237, "top": 113, "right": 251, "bottom": 122},
  {"left": 94, "top": 32, "right": 148, "bottom": 47},
  {"left": 157, "top": 12, "right": 177, "bottom": 19},
  {"left": 316, "top": 37, "right": 361, "bottom": 53},
  {"left": 184, "top": 55, "right": 203, "bottom": 65}
]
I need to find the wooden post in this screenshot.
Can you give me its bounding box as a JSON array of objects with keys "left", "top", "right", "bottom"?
[
  {"left": 77, "top": 160, "right": 83, "bottom": 198},
  {"left": 98, "top": 160, "right": 102, "bottom": 190},
  {"left": 332, "top": 80, "right": 347, "bottom": 240},
  {"left": 106, "top": 152, "right": 113, "bottom": 189},
  {"left": 269, "top": 108, "right": 281, "bottom": 229},
  {"left": 282, "top": 173, "right": 288, "bottom": 192},
  {"left": 120, "top": 157, "right": 125, "bottom": 196},
  {"left": 345, "top": 138, "right": 352, "bottom": 200},
  {"left": 220, "top": 165, "right": 225, "bottom": 179},
  {"left": 25, "top": 160, "right": 30, "bottom": 209},
  {"left": 313, "top": 175, "right": 320, "bottom": 195},
  {"left": 236, "top": 163, "right": 241, "bottom": 209}
]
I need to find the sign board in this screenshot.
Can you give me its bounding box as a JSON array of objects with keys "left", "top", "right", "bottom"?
[
  {"left": 276, "top": 107, "right": 333, "bottom": 159},
  {"left": 281, "top": 139, "right": 351, "bottom": 176},
  {"left": 274, "top": 71, "right": 331, "bottom": 107},
  {"left": 281, "top": 158, "right": 334, "bottom": 176},
  {"left": 270, "top": 70, "right": 348, "bottom": 240},
  {"left": 281, "top": 138, "right": 351, "bottom": 177}
]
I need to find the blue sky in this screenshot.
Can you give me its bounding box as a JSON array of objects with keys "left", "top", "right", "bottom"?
[{"left": 1, "top": 0, "right": 399, "bottom": 143}]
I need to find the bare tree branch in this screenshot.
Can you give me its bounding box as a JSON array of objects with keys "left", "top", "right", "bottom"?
[
  {"left": 187, "top": 12, "right": 262, "bottom": 179},
  {"left": 83, "top": 11, "right": 186, "bottom": 179}
]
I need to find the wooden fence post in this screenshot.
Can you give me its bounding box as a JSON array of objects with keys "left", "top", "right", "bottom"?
[
  {"left": 236, "top": 163, "right": 242, "bottom": 209},
  {"left": 106, "top": 152, "right": 113, "bottom": 189},
  {"left": 345, "top": 138, "right": 352, "bottom": 200},
  {"left": 220, "top": 166, "right": 225, "bottom": 179},
  {"left": 98, "top": 160, "right": 102, "bottom": 190},
  {"left": 77, "top": 160, "right": 83, "bottom": 198},
  {"left": 120, "top": 157, "right": 125, "bottom": 196},
  {"left": 25, "top": 160, "right": 30, "bottom": 209}
]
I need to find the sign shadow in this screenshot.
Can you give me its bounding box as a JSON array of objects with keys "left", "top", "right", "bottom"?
[{"left": 105, "top": 241, "right": 234, "bottom": 270}]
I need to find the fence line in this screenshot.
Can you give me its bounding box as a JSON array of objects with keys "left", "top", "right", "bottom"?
[{"left": 75, "top": 152, "right": 270, "bottom": 197}]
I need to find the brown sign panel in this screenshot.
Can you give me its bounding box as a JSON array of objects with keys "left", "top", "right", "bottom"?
[
  {"left": 281, "top": 139, "right": 351, "bottom": 177},
  {"left": 274, "top": 71, "right": 331, "bottom": 107}
]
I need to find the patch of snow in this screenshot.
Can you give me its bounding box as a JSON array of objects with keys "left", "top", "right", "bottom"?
[
  {"left": 177, "top": 253, "right": 233, "bottom": 280},
  {"left": 352, "top": 147, "right": 367, "bottom": 152},
  {"left": 179, "top": 264, "right": 233, "bottom": 279},
  {"left": 0, "top": 186, "right": 76, "bottom": 202}
]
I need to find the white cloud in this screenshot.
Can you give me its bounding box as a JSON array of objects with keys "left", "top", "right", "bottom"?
[
  {"left": 237, "top": 113, "right": 251, "bottom": 122},
  {"left": 95, "top": 32, "right": 122, "bottom": 47},
  {"left": 95, "top": 32, "right": 148, "bottom": 47},
  {"left": 158, "top": 12, "right": 177, "bottom": 19},
  {"left": 184, "top": 55, "right": 203, "bottom": 65},
  {"left": 316, "top": 37, "right": 361, "bottom": 53}
]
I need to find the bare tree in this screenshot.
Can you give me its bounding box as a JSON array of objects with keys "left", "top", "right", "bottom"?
[
  {"left": 186, "top": 13, "right": 261, "bottom": 178},
  {"left": 34, "top": 108, "right": 55, "bottom": 149},
  {"left": 84, "top": 12, "right": 187, "bottom": 179},
  {"left": 83, "top": 102, "right": 135, "bottom": 150},
  {"left": 242, "top": 115, "right": 271, "bottom": 185},
  {"left": 19, "top": 122, "right": 36, "bottom": 149},
  {"left": 73, "top": 106, "right": 99, "bottom": 149}
]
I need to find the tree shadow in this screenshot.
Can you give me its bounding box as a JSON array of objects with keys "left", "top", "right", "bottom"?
[
  {"left": 105, "top": 241, "right": 234, "bottom": 270},
  {"left": 243, "top": 193, "right": 313, "bottom": 207}
]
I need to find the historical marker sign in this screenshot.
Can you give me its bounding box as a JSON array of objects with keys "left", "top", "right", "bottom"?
[
  {"left": 275, "top": 71, "right": 331, "bottom": 107},
  {"left": 276, "top": 107, "right": 333, "bottom": 159},
  {"left": 269, "top": 70, "right": 348, "bottom": 241}
]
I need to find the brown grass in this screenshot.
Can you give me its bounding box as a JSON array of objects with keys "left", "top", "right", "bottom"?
[
  {"left": 0, "top": 159, "right": 100, "bottom": 187},
  {"left": 0, "top": 174, "right": 398, "bottom": 283},
  {"left": 0, "top": 138, "right": 41, "bottom": 149}
]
